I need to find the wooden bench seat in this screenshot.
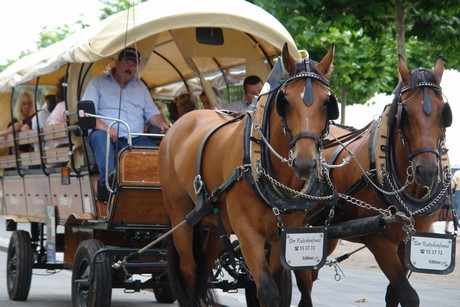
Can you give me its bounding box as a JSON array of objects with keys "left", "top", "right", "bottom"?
[
  {"left": 0, "top": 155, "right": 16, "bottom": 168},
  {"left": 41, "top": 122, "right": 67, "bottom": 141},
  {"left": 0, "top": 123, "right": 70, "bottom": 169},
  {"left": 0, "top": 133, "right": 15, "bottom": 148}
]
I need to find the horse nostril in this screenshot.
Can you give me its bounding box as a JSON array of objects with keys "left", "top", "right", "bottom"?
[
  {"left": 291, "top": 156, "right": 317, "bottom": 180},
  {"left": 414, "top": 163, "right": 437, "bottom": 186}
]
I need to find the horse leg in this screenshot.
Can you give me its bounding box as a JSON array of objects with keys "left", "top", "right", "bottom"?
[
  {"left": 290, "top": 241, "right": 323, "bottom": 307},
  {"left": 202, "top": 224, "right": 225, "bottom": 272},
  {"left": 162, "top": 180, "right": 204, "bottom": 306},
  {"left": 384, "top": 240, "right": 420, "bottom": 307},
  {"left": 293, "top": 237, "right": 336, "bottom": 306},
  {"left": 387, "top": 217, "right": 437, "bottom": 306},
  {"left": 293, "top": 269, "right": 317, "bottom": 307},
  {"left": 166, "top": 224, "right": 196, "bottom": 306},
  {"left": 237, "top": 231, "right": 279, "bottom": 307},
  {"left": 268, "top": 242, "right": 293, "bottom": 307},
  {"left": 364, "top": 237, "right": 419, "bottom": 307}
]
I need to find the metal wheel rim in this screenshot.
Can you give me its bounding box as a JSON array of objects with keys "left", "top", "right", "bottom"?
[
  {"left": 75, "top": 258, "right": 91, "bottom": 306},
  {"left": 6, "top": 241, "right": 17, "bottom": 293}
]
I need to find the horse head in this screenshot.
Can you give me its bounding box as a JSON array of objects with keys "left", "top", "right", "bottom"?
[
  {"left": 274, "top": 43, "right": 337, "bottom": 182},
  {"left": 396, "top": 55, "right": 451, "bottom": 188}
]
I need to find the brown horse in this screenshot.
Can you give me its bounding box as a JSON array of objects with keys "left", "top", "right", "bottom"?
[
  {"left": 308, "top": 55, "right": 452, "bottom": 306},
  {"left": 158, "top": 43, "right": 337, "bottom": 307}
]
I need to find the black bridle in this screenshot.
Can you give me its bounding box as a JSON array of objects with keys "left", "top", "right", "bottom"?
[
  {"left": 275, "top": 59, "right": 338, "bottom": 150},
  {"left": 396, "top": 79, "right": 451, "bottom": 161}
]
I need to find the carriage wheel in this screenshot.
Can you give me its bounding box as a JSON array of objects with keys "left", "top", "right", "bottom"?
[
  {"left": 153, "top": 273, "right": 176, "bottom": 303},
  {"left": 71, "top": 239, "right": 112, "bottom": 307},
  {"left": 6, "top": 230, "right": 33, "bottom": 301}
]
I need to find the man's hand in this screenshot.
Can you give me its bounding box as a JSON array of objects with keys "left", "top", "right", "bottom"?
[
  {"left": 96, "top": 118, "right": 118, "bottom": 141},
  {"left": 158, "top": 121, "right": 170, "bottom": 134},
  {"left": 150, "top": 114, "right": 170, "bottom": 134},
  {"left": 108, "top": 127, "right": 118, "bottom": 142}
]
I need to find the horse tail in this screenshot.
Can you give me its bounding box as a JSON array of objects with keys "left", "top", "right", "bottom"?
[
  {"left": 193, "top": 224, "right": 219, "bottom": 305},
  {"left": 166, "top": 231, "right": 188, "bottom": 305},
  {"left": 167, "top": 223, "right": 218, "bottom": 306}
]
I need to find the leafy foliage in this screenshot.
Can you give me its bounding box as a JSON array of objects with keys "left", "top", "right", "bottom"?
[
  {"left": 1, "top": 0, "right": 458, "bottom": 118},
  {"left": 98, "top": 0, "right": 148, "bottom": 20},
  {"left": 254, "top": 0, "right": 459, "bottom": 124}
]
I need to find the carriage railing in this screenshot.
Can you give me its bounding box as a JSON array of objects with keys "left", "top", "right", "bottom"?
[
  {"left": 0, "top": 122, "right": 72, "bottom": 171},
  {"left": 78, "top": 109, "right": 164, "bottom": 193}
]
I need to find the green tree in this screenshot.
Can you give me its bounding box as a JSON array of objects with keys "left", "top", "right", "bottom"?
[
  {"left": 255, "top": 0, "right": 459, "bottom": 123},
  {"left": 99, "top": 0, "right": 148, "bottom": 20},
  {"left": 37, "top": 20, "right": 89, "bottom": 49}
]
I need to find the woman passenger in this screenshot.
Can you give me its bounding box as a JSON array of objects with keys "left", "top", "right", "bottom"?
[
  {"left": 168, "top": 93, "right": 198, "bottom": 122},
  {"left": 0, "top": 91, "right": 36, "bottom": 153}
]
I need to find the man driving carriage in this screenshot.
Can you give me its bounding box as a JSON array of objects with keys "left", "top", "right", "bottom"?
[{"left": 82, "top": 47, "right": 170, "bottom": 201}]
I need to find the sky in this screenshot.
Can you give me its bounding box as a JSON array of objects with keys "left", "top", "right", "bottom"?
[
  {"left": 1, "top": 0, "right": 460, "bottom": 165},
  {"left": 0, "top": 0, "right": 103, "bottom": 65}
]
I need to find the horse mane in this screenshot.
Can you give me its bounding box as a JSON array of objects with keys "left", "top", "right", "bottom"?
[
  {"left": 409, "top": 68, "right": 442, "bottom": 98},
  {"left": 295, "top": 58, "right": 320, "bottom": 75}
]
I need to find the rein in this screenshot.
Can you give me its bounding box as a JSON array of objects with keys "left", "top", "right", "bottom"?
[
  {"left": 362, "top": 93, "right": 450, "bottom": 216},
  {"left": 318, "top": 80, "right": 451, "bottom": 234},
  {"left": 245, "top": 82, "right": 336, "bottom": 215}
]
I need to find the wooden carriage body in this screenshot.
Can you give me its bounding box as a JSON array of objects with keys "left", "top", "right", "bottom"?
[{"left": 0, "top": 0, "right": 300, "bottom": 304}]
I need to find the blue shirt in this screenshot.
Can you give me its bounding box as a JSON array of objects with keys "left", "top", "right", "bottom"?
[
  {"left": 82, "top": 72, "right": 159, "bottom": 138},
  {"left": 224, "top": 100, "right": 250, "bottom": 112}
]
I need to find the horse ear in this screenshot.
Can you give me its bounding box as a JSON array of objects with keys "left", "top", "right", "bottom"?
[
  {"left": 281, "top": 42, "right": 296, "bottom": 76},
  {"left": 397, "top": 54, "right": 410, "bottom": 85},
  {"left": 434, "top": 56, "right": 444, "bottom": 83},
  {"left": 316, "top": 43, "right": 334, "bottom": 77}
]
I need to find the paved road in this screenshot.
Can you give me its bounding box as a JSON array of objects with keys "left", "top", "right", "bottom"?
[{"left": 1, "top": 219, "right": 459, "bottom": 306}]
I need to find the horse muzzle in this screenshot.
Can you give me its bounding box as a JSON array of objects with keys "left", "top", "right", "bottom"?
[
  {"left": 289, "top": 149, "right": 319, "bottom": 181},
  {"left": 412, "top": 156, "right": 439, "bottom": 188},
  {"left": 287, "top": 128, "right": 325, "bottom": 180}
]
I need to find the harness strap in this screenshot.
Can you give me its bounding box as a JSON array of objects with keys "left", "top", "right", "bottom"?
[
  {"left": 326, "top": 121, "right": 375, "bottom": 167},
  {"left": 187, "top": 113, "right": 247, "bottom": 227},
  {"left": 309, "top": 122, "right": 376, "bottom": 225},
  {"left": 195, "top": 114, "right": 246, "bottom": 180},
  {"left": 289, "top": 131, "right": 321, "bottom": 148},
  {"left": 407, "top": 146, "right": 440, "bottom": 160},
  {"left": 213, "top": 207, "right": 237, "bottom": 268},
  {"left": 344, "top": 172, "right": 374, "bottom": 197},
  {"left": 323, "top": 123, "right": 371, "bottom": 149}
]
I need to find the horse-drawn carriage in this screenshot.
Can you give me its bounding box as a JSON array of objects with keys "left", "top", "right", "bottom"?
[
  {"left": 1, "top": 1, "right": 456, "bottom": 307},
  {"left": 0, "top": 0, "right": 300, "bottom": 305}
]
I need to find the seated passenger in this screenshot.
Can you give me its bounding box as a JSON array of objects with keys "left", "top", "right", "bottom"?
[
  {"left": 82, "top": 47, "right": 169, "bottom": 201},
  {"left": 45, "top": 77, "right": 68, "bottom": 150},
  {"left": 32, "top": 88, "right": 57, "bottom": 150},
  {"left": 0, "top": 91, "right": 36, "bottom": 154},
  {"left": 200, "top": 87, "right": 222, "bottom": 109},
  {"left": 225, "top": 75, "right": 263, "bottom": 112},
  {"left": 168, "top": 93, "right": 198, "bottom": 122}
]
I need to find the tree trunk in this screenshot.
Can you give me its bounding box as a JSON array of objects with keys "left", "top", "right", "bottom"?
[
  {"left": 340, "top": 85, "right": 347, "bottom": 125},
  {"left": 395, "top": 0, "right": 406, "bottom": 61}
]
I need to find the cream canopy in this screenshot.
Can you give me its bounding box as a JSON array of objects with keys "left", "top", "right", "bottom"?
[{"left": 0, "top": 0, "right": 300, "bottom": 100}]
